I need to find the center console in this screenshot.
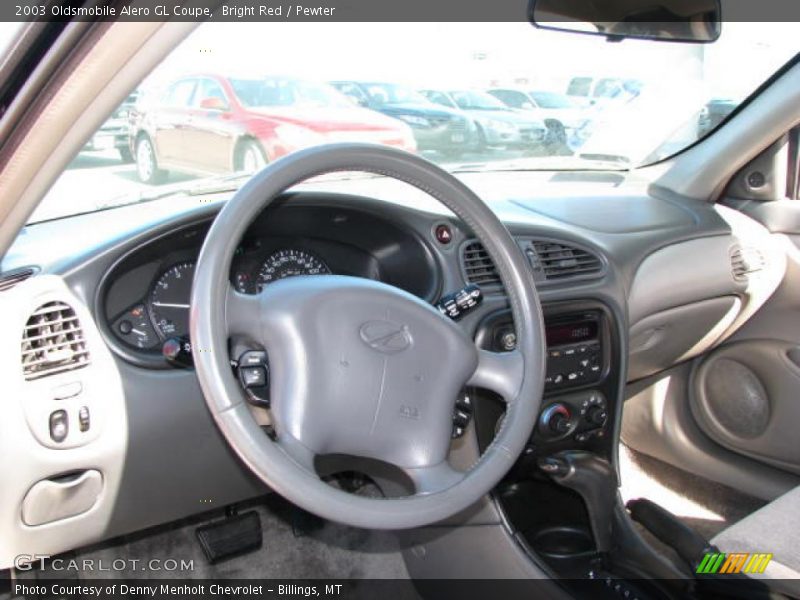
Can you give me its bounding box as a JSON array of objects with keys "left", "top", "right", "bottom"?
[
  {"left": 472, "top": 300, "right": 624, "bottom": 581},
  {"left": 475, "top": 301, "right": 618, "bottom": 461}
]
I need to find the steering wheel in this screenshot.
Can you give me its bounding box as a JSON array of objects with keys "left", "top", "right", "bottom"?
[{"left": 191, "top": 144, "right": 545, "bottom": 529}]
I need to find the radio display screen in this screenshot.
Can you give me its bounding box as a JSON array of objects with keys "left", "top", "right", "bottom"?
[{"left": 545, "top": 321, "right": 598, "bottom": 346}]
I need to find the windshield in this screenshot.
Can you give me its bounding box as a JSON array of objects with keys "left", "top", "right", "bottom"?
[
  {"left": 450, "top": 90, "right": 508, "bottom": 110},
  {"left": 230, "top": 78, "right": 352, "bottom": 109},
  {"left": 19, "top": 21, "right": 798, "bottom": 223}
]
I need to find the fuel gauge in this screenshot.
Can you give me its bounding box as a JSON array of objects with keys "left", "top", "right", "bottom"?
[{"left": 114, "top": 303, "right": 158, "bottom": 349}]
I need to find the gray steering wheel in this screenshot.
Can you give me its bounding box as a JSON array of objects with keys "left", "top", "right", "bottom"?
[{"left": 191, "top": 144, "right": 545, "bottom": 529}]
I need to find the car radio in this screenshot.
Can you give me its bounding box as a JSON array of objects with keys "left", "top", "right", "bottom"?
[
  {"left": 543, "top": 316, "right": 602, "bottom": 390},
  {"left": 493, "top": 312, "right": 604, "bottom": 392}
]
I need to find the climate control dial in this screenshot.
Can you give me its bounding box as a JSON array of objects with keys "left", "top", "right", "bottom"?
[{"left": 539, "top": 403, "right": 574, "bottom": 438}]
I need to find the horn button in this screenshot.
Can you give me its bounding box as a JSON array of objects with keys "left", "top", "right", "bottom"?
[{"left": 253, "top": 275, "right": 478, "bottom": 469}]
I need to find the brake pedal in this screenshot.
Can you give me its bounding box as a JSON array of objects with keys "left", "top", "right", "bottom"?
[{"left": 195, "top": 510, "right": 262, "bottom": 564}]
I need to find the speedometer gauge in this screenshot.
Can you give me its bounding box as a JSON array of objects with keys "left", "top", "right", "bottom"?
[
  {"left": 255, "top": 249, "right": 330, "bottom": 292},
  {"left": 148, "top": 261, "right": 195, "bottom": 339}
]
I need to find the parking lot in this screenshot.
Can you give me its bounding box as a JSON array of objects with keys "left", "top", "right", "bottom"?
[{"left": 33, "top": 144, "right": 568, "bottom": 223}]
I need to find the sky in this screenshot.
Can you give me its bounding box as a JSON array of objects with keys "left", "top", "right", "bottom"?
[{"left": 144, "top": 21, "right": 798, "bottom": 101}]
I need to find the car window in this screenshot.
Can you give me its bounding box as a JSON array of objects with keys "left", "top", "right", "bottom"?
[
  {"left": 230, "top": 78, "right": 294, "bottom": 107},
  {"left": 292, "top": 80, "right": 352, "bottom": 108},
  {"left": 161, "top": 79, "right": 196, "bottom": 107},
  {"left": 195, "top": 79, "right": 229, "bottom": 107},
  {"left": 530, "top": 91, "right": 576, "bottom": 109},
  {"left": 450, "top": 91, "right": 507, "bottom": 110},
  {"left": 593, "top": 78, "right": 623, "bottom": 99},
  {"left": 490, "top": 90, "right": 530, "bottom": 109},
  {"left": 230, "top": 78, "right": 348, "bottom": 109},
  {"left": 422, "top": 91, "right": 456, "bottom": 108},
  {"left": 363, "top": 83, "right": 428, "bottom": 106},
  {"left": 566, "top": 77, "right": 592, "bottom": 97},
  {"left": 333, "top": 82, "right": 368, "bottom": 105}
]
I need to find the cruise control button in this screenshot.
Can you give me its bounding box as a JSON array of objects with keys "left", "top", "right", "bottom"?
[
  {"left": 239, "top": 350, "right": 268, "bottom": 367},
  {"left": 240, "top": 366, "right": 267, "bottom": 388}
]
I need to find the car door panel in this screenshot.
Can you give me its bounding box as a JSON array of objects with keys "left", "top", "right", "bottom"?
[
  {"left": 687, "top": 195, "right": 800, "bottom": 476},
  {"left": 152, "top": 79, "right": 197, "bottom": 164},
  {"left": 691, "top": 339, "right": 800, "bottom": 475},
  {"left": 182, "top": 78, "right": 238, "bottom": 173}
]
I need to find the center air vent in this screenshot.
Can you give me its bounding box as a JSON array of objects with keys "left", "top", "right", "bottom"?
[
  {"left": 730, "top": 245, "right": 766, "bottom": 281},
  {"left": 462, "top": 241, "right": 501, "bottom": 287},
  {"left": 461, "top": 239, "right": 603, "bottom": 289},
  {"left": 529, "top": 241, "right": 603, "bottom": 280},
  {"left": 21, "top": 302, "right": 90, "bottom": 380}
]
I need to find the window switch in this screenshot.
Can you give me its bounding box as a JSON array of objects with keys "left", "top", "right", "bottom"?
[{"left": 49, "top": 410, "right": 68, "bottom": 443}]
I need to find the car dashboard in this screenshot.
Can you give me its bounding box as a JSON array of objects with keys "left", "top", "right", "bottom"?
[{"left": 0, "top": 171, "right": 787, "bottom": 572}]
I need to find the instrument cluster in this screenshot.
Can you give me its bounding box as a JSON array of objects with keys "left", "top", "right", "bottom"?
[{"left": 111, "top": 247, "right": 334, "bottom": 351}]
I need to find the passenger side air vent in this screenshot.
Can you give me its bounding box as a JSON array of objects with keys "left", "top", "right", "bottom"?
[
  {"left": 0, "top": 267, "right": 36, "bottom": 292},
  {"left": 462, "top": 241, "right": 501, "bottom": 287},
  {"left": 730, "top": 245, "right": 766, "bottom": 281},
  {"left": 530, "top": 241, "right": 603, "bottom": 280},
  {"left": 21, "top": 302, "right": 90, "bottom": 380}
]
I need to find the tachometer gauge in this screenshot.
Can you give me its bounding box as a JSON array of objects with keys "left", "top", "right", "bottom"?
[
  {"left": 148, "top": 261, "right": 195, "bottom": 339},
  {"left": 256, "top": 249, "right": 330, "bottom": 292}
]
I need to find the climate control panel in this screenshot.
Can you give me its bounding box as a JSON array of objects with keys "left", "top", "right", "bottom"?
[{"left": 536, "top": 391, "right": 608, "bottom": 444}]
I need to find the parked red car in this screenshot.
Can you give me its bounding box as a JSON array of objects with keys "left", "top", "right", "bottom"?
[{"left": 130, "top": 74, "right": 417, "bottom": 183}]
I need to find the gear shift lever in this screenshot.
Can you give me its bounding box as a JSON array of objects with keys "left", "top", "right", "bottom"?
[{"left": 538, "top": 450, "right": 618, "bottom": 554}]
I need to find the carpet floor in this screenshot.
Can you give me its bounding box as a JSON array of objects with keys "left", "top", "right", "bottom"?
[
  {"left": 618, "top": 443, "right": 766, "bottom": 541},
  {"left": 15, "top": 492, "right": 410, "bottom": 582}
]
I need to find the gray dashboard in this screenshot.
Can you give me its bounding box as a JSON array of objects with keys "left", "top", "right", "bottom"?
[{"left": 0, "top": 169, "right": 776, "bottom": 550}]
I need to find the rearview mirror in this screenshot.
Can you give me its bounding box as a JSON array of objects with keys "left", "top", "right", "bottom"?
[{"left": 530, "top": 0, "right": 721, "bottom": 43}]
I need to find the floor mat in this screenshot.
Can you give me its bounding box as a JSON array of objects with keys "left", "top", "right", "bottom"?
[
  {"left": 618, "top": 444, "right": 766, "bottom": 541},
  {"left": 27, "top": 493, "right": 410, "bottom": 580}
]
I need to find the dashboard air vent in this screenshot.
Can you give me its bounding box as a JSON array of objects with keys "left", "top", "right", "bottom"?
[
  {"left": 21, "top": 302, "right": 90, "bottom": 380},
  {"left": 462, "top": 241, "right": 501, "bottom": 287},
  {"left": 0, "top": 267, "right": 36, "bottom": 292},
  {"left": 730, "top": 245, "right": 766, "bottom": 281},
  {"left": 530, "top": 241, "right": 603, "bottom": 280}
]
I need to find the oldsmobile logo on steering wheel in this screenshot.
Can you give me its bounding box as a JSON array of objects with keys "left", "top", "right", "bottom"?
[{"left": 358, "top": 320, "right": 413, "bottom": 354}]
